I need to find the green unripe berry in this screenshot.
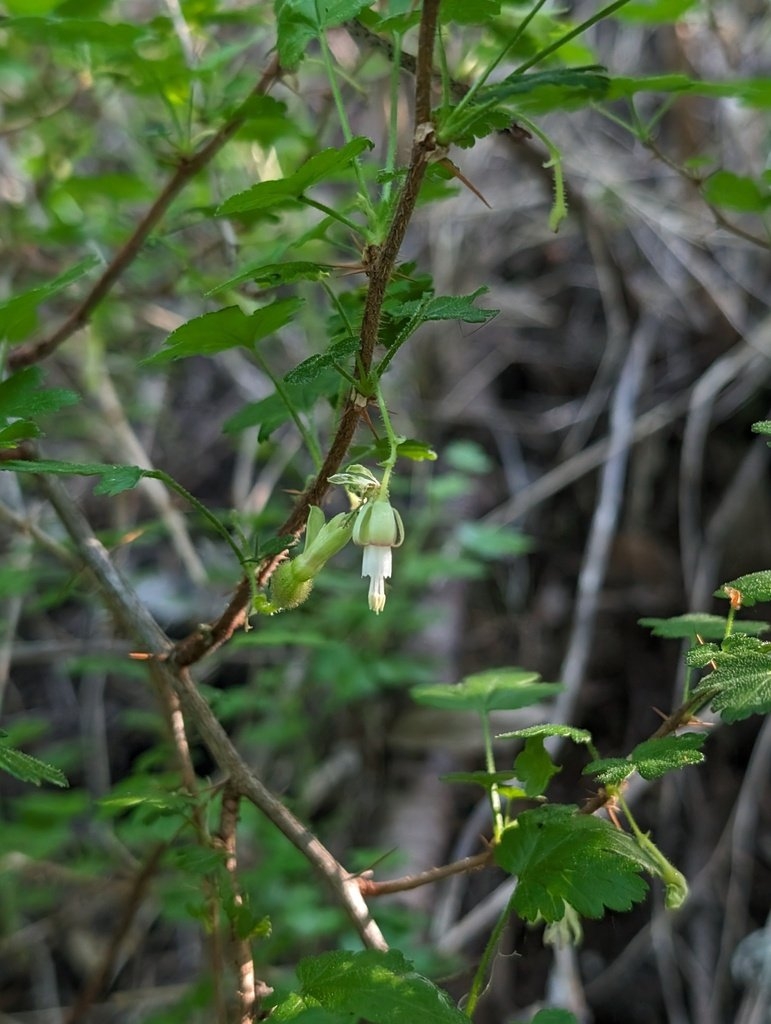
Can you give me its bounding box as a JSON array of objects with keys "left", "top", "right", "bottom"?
[{"left": 270, "top": 561, "right": 314, "bottom": 610}]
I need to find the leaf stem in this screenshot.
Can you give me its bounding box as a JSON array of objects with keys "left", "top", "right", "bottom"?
[
  {"left": 374, "top": 382, "right": 400, "bottom": 495},
  {"left": 147, "top": 471, "right": 246, "bottom": 566},
  {"left": 481, "top": 711, "right": 505, "bottom": 838},
  {"left": 299, "top": 196, "right": 365, "bottom": 237},
  {"left": 514, "top": 0, "right": 635, "bottom": 75},
  {"left": 465, "top": 890, "right": 515, "bottom": 1018},
  {"left": 381, "top": 31, "right": 404, "bottom": 209},
  {"left": 517, "top": 116, "right": 568, "bottom": 231},
  {"left": 448, "top": 0, "right": 550, "bottom": 124},
  {"left": 316, "top": 18, "right": 378, "bottom": 227},
  {"left": 250, "top": 348, "right": 323, "bottom": 470}
]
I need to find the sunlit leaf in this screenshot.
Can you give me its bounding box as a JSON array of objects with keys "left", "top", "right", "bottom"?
[
  {"left": 291, "top": 949, "right": 469, "bottom": 1024},
  {"left": 495, "top": 805, "right": 651, "bottom": 922},
  {"left": 144, "top": 300, "right": 302, "bottom": 365},
  {"left": 584, "top": 733, "right": 706, "bottom": 784},
  {"left": 716, "top": 571, "right": 771, "bottom": 607},
  {"left": 411, "top": 668, "right": 561, "bottom": 714},
  {"left": 217, "top": 138, "right": 373, "bottom": 216},
  {"left": 514, "top": 735, "right": 561, "bottom": 797}
]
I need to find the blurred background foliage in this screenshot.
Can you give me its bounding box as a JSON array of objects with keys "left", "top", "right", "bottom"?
[{"left": 1, "top": 1, "right": 770, "bottom": 1022}]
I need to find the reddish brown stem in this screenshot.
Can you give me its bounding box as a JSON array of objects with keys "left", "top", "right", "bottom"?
[
  {"left": 358, "top": 850, "right": 492, "bottom": 897},
  {"left": 172, "top": 0, "right": 443, "bottom": 668}
]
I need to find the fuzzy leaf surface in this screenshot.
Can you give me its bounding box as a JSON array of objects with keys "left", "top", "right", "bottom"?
[
  {"left": 287, "top": 949, "right": 468, "bottom": 1024},
  {"left": 389, "top": 288, "right": 499, "bottom": 325},
  {"left": 692, "top": 635, "right": 771, "bottom": 722},
  {"left": 497, "top": 724, "right": 594, "bottom": 746},
  {"left": 495, "top": 805, "right": 651, "bottom": 922},
  {"left": 716, "top": 571, "right": 771, "bottom": 607},
  {"left": 584, "top": 733, "right": 706, "bottom": 785},
  {"left": 284, "top": 336, "right": 360, "bottom": 385},
  {"left": 208, "top": 261, "right": 331, "bottom": 295},
  {"left": 476, "top": 67, "right": 610, "bottom": 115}
]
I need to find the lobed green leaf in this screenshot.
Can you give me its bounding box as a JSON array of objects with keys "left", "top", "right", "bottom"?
[
  {"left": 208, "top": 261, "right": 331, "bottom": 296},
  {"left": 0, "top": 736, "right": 68, "bottom": 788},
  {"left": 702, "top": 170, "right": 771, "bottom": 213},
  {"left": 639, "top": 613, "right": 769, "bottom": 640},
  {"left": 584, "top": 734, "right": 706, "bottom": 785},
  {"left": 0, "top": 368, "right": 79, "bottom": 420},
  {"left": 287, "top": 949, "right": 468, "bottom": 1024},
  {"left": 0, "top": 458, "right": 144, "bottom": 496},
  {"left": 276, "top": 0, "right": 373, "bottom": 70},
  {"left": 217, "top": 138, "right": 373, "bottom": 216},
  {"left": 497, "top": 724, "right": 594, "bottom": 745},
  {"left": 514, "top": 736, "right": 561, "bottom": 798},
  {"left": 411, "top": 668, "right": 561, "bottom": 714},
  {"left": 604, "top": 75, "right": 771, "bottom": 108},
  {"left": 715, "top": 571, "right": 771, "bottom": 607},
  {"left": 284, "top": 336, "right": 360, "bottom": 385},
  {"left": 144, "top": 300, "right": 302, "bottom": 365},
  {"left": 495, "top": 805, "right": 651, "bottom": 922},
  {"left": 701, "top": 645, "right": 771, "bottom": 723}
]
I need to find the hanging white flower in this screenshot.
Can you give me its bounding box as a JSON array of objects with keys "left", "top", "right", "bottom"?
[{"left": 352, "top": 497, "right": 404, "bottom": 613}]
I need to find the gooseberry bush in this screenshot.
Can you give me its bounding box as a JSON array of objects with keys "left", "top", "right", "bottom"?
[{"left": 1, "top": 1, "right": 771, "bottom": 1022}]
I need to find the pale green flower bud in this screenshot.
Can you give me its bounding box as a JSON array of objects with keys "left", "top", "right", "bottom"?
[{"left": 268, "top": 508, "right": 354, "bottom": 611}]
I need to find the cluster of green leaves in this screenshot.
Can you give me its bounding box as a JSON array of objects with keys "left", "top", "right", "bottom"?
[
  {"left": 406, "top": 564, "right": 771, "bottom": 943},
  {"left": 2, "top": 1, "right": 771, "bottom": 1022}
]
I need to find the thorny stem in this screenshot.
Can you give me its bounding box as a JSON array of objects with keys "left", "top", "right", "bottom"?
[
  {"left": 464, "top": 889, "right": 515, "bottom": 1018},
  {"left": 171, "top": 0, "right": 443, "bottom": 668},
  {"left": 39, "top": 471, "right": 388, "bottom": 949}
]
